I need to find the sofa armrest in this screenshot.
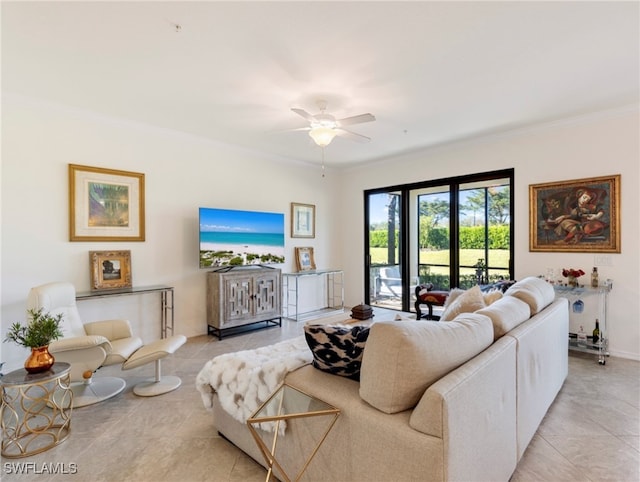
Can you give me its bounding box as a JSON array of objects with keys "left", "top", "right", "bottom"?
[
  {"left": 49, "top": 335, "right": 111, "bottom": 354},
  {"left": 84, "top": 319, "right": 134, "bottom": 341},
  {"left": 409, "top": 336, "right": 518, "bottom": 482}
]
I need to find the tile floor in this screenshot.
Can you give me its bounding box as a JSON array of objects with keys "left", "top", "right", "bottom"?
[{"left": 1, "top": 314, "right": 638, "bottom": 482}]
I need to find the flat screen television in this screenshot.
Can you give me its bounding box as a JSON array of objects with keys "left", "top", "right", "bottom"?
[{"left": 199, "top": 207, "right": 285, "bottom": 269}]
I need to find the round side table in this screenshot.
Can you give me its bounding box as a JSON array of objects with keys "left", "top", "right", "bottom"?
[{"left": 0, "top": 362, "right": 73, "bottom": 458}]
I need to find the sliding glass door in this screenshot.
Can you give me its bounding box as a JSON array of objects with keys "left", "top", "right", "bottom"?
[
  {"left": 457, "top": 179, "right": 511, "bottom": 288},
  {"left": 366, "top": 191, "right": 407, "bottom": 311},
  {"left": 416, "top": 186, "right": 452, "bottom": 291},
  {"left": 365, "top": 169, "right": 514, "bottom": 312}
]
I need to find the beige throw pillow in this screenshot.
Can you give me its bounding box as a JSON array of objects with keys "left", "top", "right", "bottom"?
[
  {"left": 441, "top": 288, "right": 464, "bottom": 309},
  {"left": 440, "top": 285, "right": 486, "bottom": 321}
]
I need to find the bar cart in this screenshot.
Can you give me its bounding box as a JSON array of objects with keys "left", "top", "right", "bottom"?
[{"left": 553, "top": 281, "right": 612, "bottom": 365}]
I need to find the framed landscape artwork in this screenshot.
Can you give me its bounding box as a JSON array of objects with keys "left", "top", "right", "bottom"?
[
  {"left": 529, "top": 174, "right": 621, "bottom": 253},
  {"left": 89, "top": 250, "right": 132, "bottom": 291},
  {"left": 69, "top": 164, "right": 145, "bottom": 241},
  {"left": 291, "top": 202, "right": 315, "bottom": 238}
]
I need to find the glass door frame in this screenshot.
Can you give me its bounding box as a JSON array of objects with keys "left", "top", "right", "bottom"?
[
  {"left": 364, "top": 190, "right": 412, "bottom": 312},
  {"left": 364, "top": 168, "right": 514, "bottom": 312}
]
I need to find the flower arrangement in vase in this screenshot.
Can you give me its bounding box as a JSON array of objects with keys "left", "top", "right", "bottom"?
[
  {"left": 3, "top": 308, "right": 64, "bottom": 373},
  {"left": 562, "top": 268, "right": 585, "bottom": 288}
]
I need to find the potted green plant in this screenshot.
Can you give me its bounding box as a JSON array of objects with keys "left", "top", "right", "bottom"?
[{"left": 4, "top": 308, "right": 64, "bottom": 373}]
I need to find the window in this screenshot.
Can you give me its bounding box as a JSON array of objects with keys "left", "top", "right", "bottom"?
[{"left": 365, "top": 169, "right": 514, "bottom": 312}]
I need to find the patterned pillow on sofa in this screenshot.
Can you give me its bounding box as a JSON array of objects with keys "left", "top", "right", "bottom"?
[{"left": 304, "top": 324, "right": 370, "bottom": 381}]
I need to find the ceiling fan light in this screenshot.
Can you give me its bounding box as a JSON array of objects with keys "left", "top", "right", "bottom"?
[{"left": 309, "top": 126, "right": 337, "bottom": 147}]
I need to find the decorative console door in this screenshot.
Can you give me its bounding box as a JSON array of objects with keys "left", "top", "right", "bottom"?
[
  {"left": 224, "top": 275, "right": 253, "bottom": 322},
  {"left": 253, "top": 271, "right": 280, "bottom": 318},
  {"left": 207, "top": 267, "right": 282, "bottom": 338}
]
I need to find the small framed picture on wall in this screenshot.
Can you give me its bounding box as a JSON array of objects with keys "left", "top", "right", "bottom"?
[{"left": 291, "top": 202, "right": 315, "bottom": 238}]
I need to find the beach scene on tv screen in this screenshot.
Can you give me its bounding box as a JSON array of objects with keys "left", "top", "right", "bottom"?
[{"left": 199, "top": 208, "right": 285, "bottom": 268}]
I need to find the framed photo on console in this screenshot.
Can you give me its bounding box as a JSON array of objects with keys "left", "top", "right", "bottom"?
[
  {"left": 291, "top": 202, "right": 315, "bottom": 238},
  {"left": 90, "top": 250, "right": 132, "bottom": 291},
  {"left": 69, "top": 164, "right": 145, "bottom": 242},
  {"left": 295, "top": 247, "right": 316, "bottom": 272}
]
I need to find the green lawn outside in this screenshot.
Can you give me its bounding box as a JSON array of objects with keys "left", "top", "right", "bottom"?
[{"left": 370, "top": 247, "right": 510, "bottom": 269}]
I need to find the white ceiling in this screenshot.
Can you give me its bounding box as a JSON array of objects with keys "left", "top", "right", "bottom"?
[{"left": 2, "top": 1, "right": 639, "bottom": 167}]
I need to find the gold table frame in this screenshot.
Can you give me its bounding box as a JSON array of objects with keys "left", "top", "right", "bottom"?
[
  {"left": 247, "top": 383, "right": 340, "bottom": 482},
  {"left": 0, "top": 362, "right": 73, "bottom": 458}
]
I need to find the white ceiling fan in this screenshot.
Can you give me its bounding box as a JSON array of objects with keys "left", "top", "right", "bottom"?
[{"left": 291, "top": 100, "right": 376, "bottom": 147}]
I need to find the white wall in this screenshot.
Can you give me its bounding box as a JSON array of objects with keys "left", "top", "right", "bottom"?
[
  {"left": 1, "top": 94, "right": 338, "bottom": 370},
  {"left": 2, "top": 96, "right": 638, "bottom": 370},
  {"left": 335, "top": 107, "right": 640, "bottom": 360}
]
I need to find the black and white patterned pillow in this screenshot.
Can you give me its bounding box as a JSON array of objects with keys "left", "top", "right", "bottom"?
[{"left": 304, "top": 324, "right": 370, "bottom": 381}]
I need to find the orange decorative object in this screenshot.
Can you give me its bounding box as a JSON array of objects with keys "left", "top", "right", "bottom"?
[
  {"left": 422, "top": 293, "right": 449, "bottom": 305},
  {"left": 24, "top": 346, "right": 55, "bottom": 374}
]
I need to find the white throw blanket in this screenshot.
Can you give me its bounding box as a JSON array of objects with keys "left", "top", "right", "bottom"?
[{"left": 195, "top": 335, "right": 312, "bottom": 425}]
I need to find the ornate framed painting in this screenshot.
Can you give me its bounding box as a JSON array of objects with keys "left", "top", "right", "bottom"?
[
  {"left": 69, "top": 164, "right": 145, "bottom": 241},
  {"left": 291, "top": 202, "right": 315, "bottom": 238},
  {"left": 529, "top": 174, "right": 621, "bottom": 253},
  {"left": 89, "top": 250, "right": 132, "bottom": 291},
  {"left": 295, "top": 247, "right": 316, "bottom": 271}
]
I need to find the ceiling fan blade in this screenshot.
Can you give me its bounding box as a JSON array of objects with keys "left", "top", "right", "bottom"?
[
  {"left": 336, "top": 113, "right": 376, "bottom": 127},
  {"left": 335, "top": 128, "right": 371, "bottom": 143},
  {"left": 291, "top": 108, "right": 316, "bottom": 122}
]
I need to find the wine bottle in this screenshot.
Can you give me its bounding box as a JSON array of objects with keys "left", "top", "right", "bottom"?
[
  {"left": 593, "top": 320, "right": 600, "bottom": 345},
  {"left": 591, "top": 267, "right": 599, "bottom": 288}
]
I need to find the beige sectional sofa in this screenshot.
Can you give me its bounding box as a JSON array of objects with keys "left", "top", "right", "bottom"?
[{"left": 208, "top": 277, "right": 569, "bottom": 481}]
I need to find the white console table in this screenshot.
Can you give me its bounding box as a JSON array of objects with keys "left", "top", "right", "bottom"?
[{"left": 282, "top": 269, "right": 344, "bottom": 322}]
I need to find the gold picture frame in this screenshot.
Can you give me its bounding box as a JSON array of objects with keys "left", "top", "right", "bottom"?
[
  {"left": 69, "top": 164, "right": 145, "bottom": 241},
  {"left": 295, "top": 247, "right": 316, "bottom": 272},
  {"left": 90, "top": 250, "right": 132, "bottom": 291},
  {"left": 529, "top": 174, "right": 621, "bottom": 253},
  {"left": 291, "top": 202, "right": 315, "bottom": 238}
]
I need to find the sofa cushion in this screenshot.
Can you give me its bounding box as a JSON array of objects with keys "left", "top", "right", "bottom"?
[
  {"left": 504, "top": 276, "right": 555, "bottom": 316},
  {"left": 304, "top": 324, "right": 370, "bottom": 381},
  {"left": 476, "top": 295, "right": 531, "bottom": 340},
  {"left": 483, "top": 289, "right": 503, "bottom": 306},
  {"left": 359, "top": 313, "right": 494, "bottom": 414},
  {"left": 440, "top": 285, "right": 486, "bottom": 321}
]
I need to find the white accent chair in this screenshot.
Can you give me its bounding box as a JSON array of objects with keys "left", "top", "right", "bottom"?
[
  {"left": 378, "top": 267, "right": 403, "bottom": 298},
  {"left": 376, "top": 267, "right": 419, "bottom": 300},
  {"left": 27, "top": 282, "right": 187, "bottom": 407}
]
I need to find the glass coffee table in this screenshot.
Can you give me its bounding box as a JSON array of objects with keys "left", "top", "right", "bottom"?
[{"left": 247, "top": 383, "right": 340, "bottom": 482}]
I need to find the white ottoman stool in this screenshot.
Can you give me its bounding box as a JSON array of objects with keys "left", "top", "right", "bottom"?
[{"left": 123, "top": 335, "right": 187, "bottom": 396}]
